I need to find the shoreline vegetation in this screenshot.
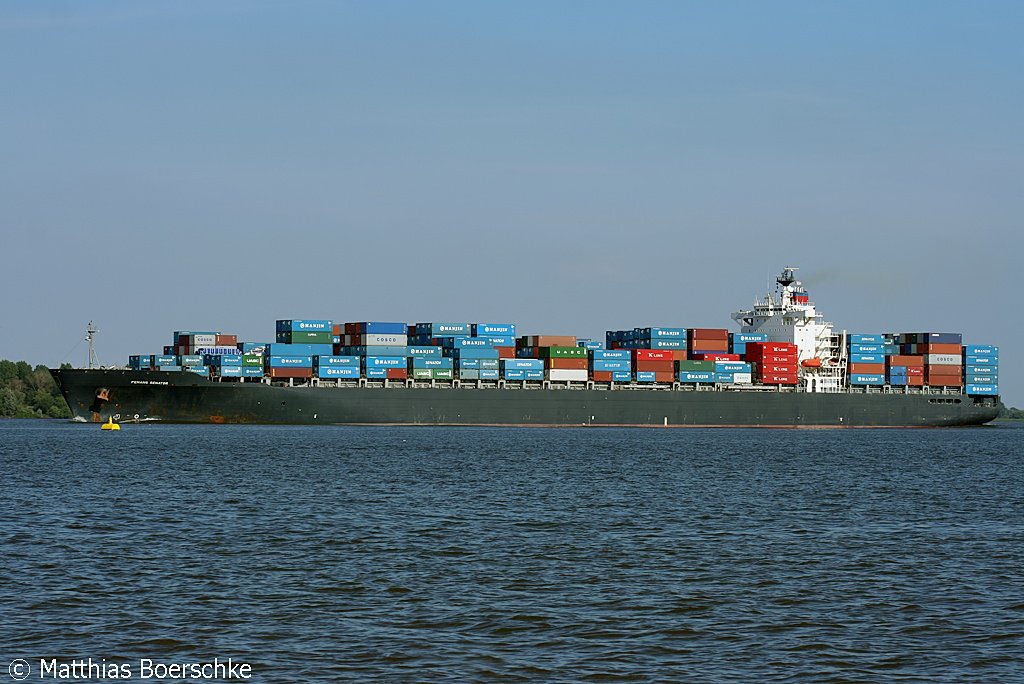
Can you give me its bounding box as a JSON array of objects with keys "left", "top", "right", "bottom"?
[
  {"left": 0, "top": 360, "right": 72, "bottom": 418},
  {"left": 0, "top": 358, "right": 1019, "bottom": 421}
]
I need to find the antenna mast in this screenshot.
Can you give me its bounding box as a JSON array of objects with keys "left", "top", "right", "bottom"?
[{"left": 86, "top": 321, "right": 98, "bottom": 369}]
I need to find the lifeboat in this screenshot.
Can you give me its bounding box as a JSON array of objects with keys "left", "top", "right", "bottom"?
[{"left": 801, "top": 357, "right": 823, "bottom": 368}]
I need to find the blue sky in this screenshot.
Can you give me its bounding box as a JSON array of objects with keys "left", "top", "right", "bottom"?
[{"left": 1, "top": 1, "right": 1020, "bottom": 404}]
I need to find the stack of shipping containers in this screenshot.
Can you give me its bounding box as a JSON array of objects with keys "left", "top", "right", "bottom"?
[
  {"left": 964, "top": 345, "right": 998, "bottom": 396},
  {"left": 747, "top": 342, "right": 799, "bottom": 385},
  {"left": 847, "top": 334, "right": 887, "bottom": 386}
]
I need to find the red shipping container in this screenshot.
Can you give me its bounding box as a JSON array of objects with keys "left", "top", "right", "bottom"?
[
  {"left": 748, "top": 353, "right": 798, "bottom": 364},
  {"left": 918, "top": 343, "right": 962, "bottom": 355},
  {"left": 926, "top": 365, "right": 962, "bottom": 376},
  {"left": 591, "top": 371, "right": 614, "bottom": 382},
  {"left": 344, "top": 323, "right": 359, "bottom": 334},
  {"left": 906, "top": 366, "right": 924, "bottom": 376},
  {"left": 216, "top": 334, "right": 237, "bottom": 346},
  {"left": 655, "top": 371, "right": 675, "bottom": 383},
  {"left": 332, "top": 324, "right": 342, "bottom": 335},
  {"left": 547, "top": 358, "right": 588, "bottom": 370},
  {"left": 760, "top": 374, "right": 799, "bottom": 385},
  {"left": 688, "top": 328, "right": 729, "bottom": 340},
  {"left": 760, "top": 364, "right": 797, "bottom": 374},
  {"left": 926, "top": 374, "right": 961, "bottom": 387},
  {"left": 692, "top": 353, "right": 740, "bottom": 361},
  {"left": 748, "top": 342, "right": 798, "bottom": 355},
  {"left": 497, "top": 346, "right": 516, "bottom": 359},
  {"left": 888, "top": 355, "right": 925, "bottom": 368},
  {"left": 634, "top": 349, "right": 675, "bottom": 361},
  {"left": 268, "top": 368, "right": 313, "bottom": 379},
  {"left": 849, "top": 363, "right": 885, "bottom": 374},
  {"left": 635, "top": 360, "right": 675, "bottom": 373},
  {"left": 386, "top": 368, "right": 408, "bottom": 380}
]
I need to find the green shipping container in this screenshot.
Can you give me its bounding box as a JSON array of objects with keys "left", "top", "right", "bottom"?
[
  {"left": 411, "top": 368, "right": 455, "bottom": 380},
  {"left": 284, "top": 331, "right": 333, "bottom": 344},
  {"left": 242, "top": 354, "right": 263, "bottom": 366},
  {"left": 541, "top": 346, "right": 588, "bottom": 358},
  {"left": 677, "top": 360, "right": 715, "bottom": 371}
]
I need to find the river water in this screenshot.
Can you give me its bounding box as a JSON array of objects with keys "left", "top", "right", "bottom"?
[{"left": 2, "top": 420, "right": 1022, "bottom": 682}]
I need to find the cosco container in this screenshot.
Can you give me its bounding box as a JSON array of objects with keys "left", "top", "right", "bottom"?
[
  {"left": 925, "top": 354, "right": 961, "bottom": 366},
  {"left": 276, "top": 319, "right": 332, "bottom": 333}
]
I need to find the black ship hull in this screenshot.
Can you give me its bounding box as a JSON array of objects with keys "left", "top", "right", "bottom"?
[{"left": 51, "top": 369, "right": 1000, "bottom": 427}]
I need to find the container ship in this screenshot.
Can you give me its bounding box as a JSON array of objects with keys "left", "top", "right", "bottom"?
[{"left": 50, "top": 268, "right": 1001, "bottom": 427}]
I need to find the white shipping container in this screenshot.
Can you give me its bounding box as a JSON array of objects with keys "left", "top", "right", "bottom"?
[
  {"left": 364, "top": 334, "right": 407, "bottom": 346},
  {"left": 192, "top": 334, "right": 217, "bottom": 347},
  {"left": 547, "top": 369, "right": 588, "bottom": 382},
  {"left": 732, "top": 372, "right": 752, "bottom": 384},
  {"left": 926, "top": 354, "right": 961, "bottom": 366}
]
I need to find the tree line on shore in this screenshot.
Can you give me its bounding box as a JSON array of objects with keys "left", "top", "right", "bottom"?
[{"left": 0, "top": 360, "right": 72, "bottom": 418}]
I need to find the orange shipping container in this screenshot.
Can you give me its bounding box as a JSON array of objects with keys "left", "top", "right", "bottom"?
[
  {"left": 888, "top": 355, "right": 925, "bottom": 368},
  {"left": 907, "top": 376, "right": 925, "bottom": 386},
  {"left": 688, "top": 328, "right": 729, "bottom": 340},
  {"left": 849, "top": 363, "right": 885, "bottom": 374},
  {"left": 926, "top": 365, "right": 962, "bottom": 376},
  {"left": 268, "top": 367, "right": 313, "bottom": 379},
  {"left": 386, "top": 368, "right": 408, "bottom": 380},
  {"left": 635, "top": 360, "right": 675, "bottom": 373},
  {"left": 216, "top": 334, "right": 237, "bottom": 346},
  {"left": 546, "top": 358, "right": 588, "bottom": 370},
  {"left": 592, "top": 371, "right": 614, "bottom": 382},
  {"left": 656, "top": 371, "right": 675, "bottom": 383},
  {"left": 497, "top": 347, "right": 516, "bottom": 359},
  {"left": 528, "top": 335, "right": 577, "bottom": 347},
  {"left": 918, "top": 343, "right": 962, "bottom": 355}
]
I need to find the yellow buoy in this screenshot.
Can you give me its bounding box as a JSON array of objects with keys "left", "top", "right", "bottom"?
[{"left": 101, "top": 416, "right": 120, "bottom": 431}]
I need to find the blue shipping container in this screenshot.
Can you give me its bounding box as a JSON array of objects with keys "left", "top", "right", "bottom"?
[
  {"left": 591, "top": 360, "right": 631, "bottom": 372},
  {"left": 731, "top": 332, "right": 768, "bottom": 343},
  {"left": 455, "top": 359, "right": 479, "bottom": 370},
  {"left": 612, "top": 371, "right": 632, "bottom": 382},
  {"left": 358, "top": 322, "right": 408, "bottom": 335},
  {"left": 889, "top": 376, "right": 908, "bottom": 386},
  {"left": 240, "top": 366, "right": 264, "bottom": 377},
  {"left": 365, "top": 368, "right": 388, "bottom": 378},
  {"left": 965, "top": 364, "right": 999, "bottom": 375},
  {"left": 635, "top": 371, "right": 657, "bottom": 382},
  {"left": 364, "top": 356, "right": 405, "bottom": 368},
  {"left": 472, "top": 323, "right": 516, "bottom": 336},
  {"left": 219, "top": 366, "right": 243, "bottom": 377},
  {"left": 444, "top": 337, "right": 494, "bottom": 349},
  {"left": 267, "top": 356, "right": 313, "bottom": 368},
  {"left": 480, "top": 369, "right": 500, "bottom": 380},
  {"left": 641, "top": 327, "right": 687, "bottom": 338},
  {"left": 204, "top": 354, "right": 242, "bottom": 367},
  {"left": 849, "top": 344, "right": 883, "bottom": 354},
  {"left": 850, "top": 374, "right": 885, "bottom": 385},
  {"left": 178, "top": 355, "right": 204, "bottom": 366},
  {"left": 645, "top": 339, "right": 687, "bottom": 349},
  {"left": 451, "top": 348, "right": 500, "bottom": 360},
  {"left": 849, "top": 334, "right": 884, "bottom": 344},
  {"left": 888, "top": 366, "right": 908, "bottom": 376},
  {"left": 963, "top": 345, "right": 998, "bottom": 356},
  {"left": 314, "top": 355, "right": 359, "bottom": 367},
  {"left": 184, "top": 366, "right": 210, "bottom": 376},
  {"left": 486, "top": 336, "right": 517, "bottom": 347},
  {"left": 460, "top": 370, "right": 480, "bottom": 380},
  {"left": 850, "top": 353, "right": 885, "bottom": 364},
  {"left": 417, "top": 322, "right": 471, "bottom": 336},
  {"left": 678, "top": 371, "right": 715, "bottom": 383},
  {"left": 965, "top": 373, "right": 998, "bottom": 384},
  {"left": 411, "top": 357, "right": 454, "bottom": 369},
  {"left": 317, "top": 366, "right": 359, "bottom": 379},
  {"left": 714, "top": 372, "right": 735, "bottom": 383},
  {"left": 964, "top": 355, "right": 998, "bottom": 366},
  {"left": 276, "top": 319, "right": 332, "bottom": 333},
  {"left": 267, "top": 343, "right": 333, "bottom": 356},
  {"left": 965, "top": 384, "right": 998, "bottom": 395},
  {"left": 502, "top": 358, "right": 544, "bottom": 370},
  {"left": 479, "top": 359, "right": 500, "bottom": 370},
  {"left": 592, "top": 349, "right": 630, "bottom": 360},
  {"left": 715, "top": 362, "right": 751, "bottom": 373},
  {"left": 407, "top": 346, "right": 443, "bottom": 357}
]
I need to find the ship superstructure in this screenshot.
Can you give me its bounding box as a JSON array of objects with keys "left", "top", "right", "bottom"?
[{"left": 731, "top": 267, "right": 845, "bottom": 393}]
